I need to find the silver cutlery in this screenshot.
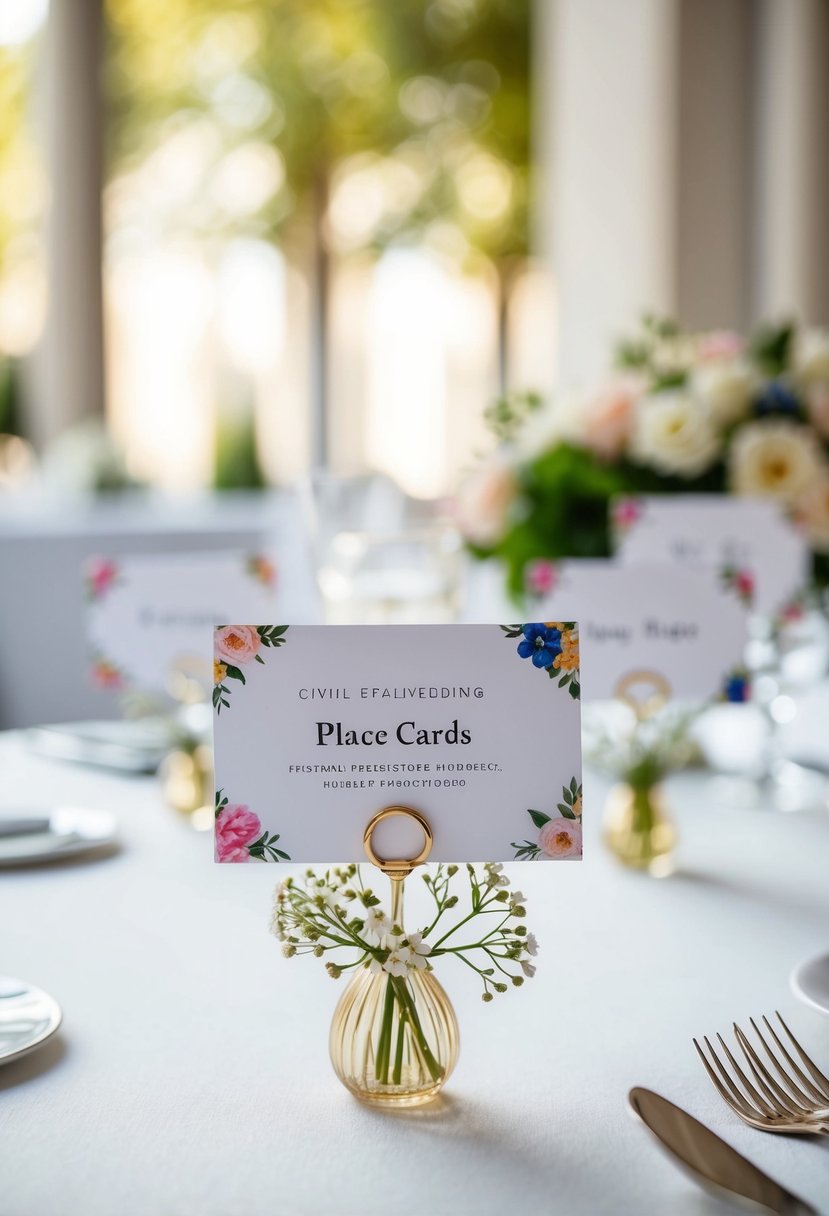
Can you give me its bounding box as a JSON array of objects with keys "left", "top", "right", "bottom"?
[
  {"left": 629, "top": 1086, "right": 818, "bottom": 1214},
  {"left": 694, "top": 1012, "right": 829, "bottom": 1135}
]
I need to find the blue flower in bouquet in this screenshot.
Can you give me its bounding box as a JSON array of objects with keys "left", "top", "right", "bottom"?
[
  {"left": 517, "top": 623, "right": 562, "bottom": 668},
  {"left": 753, "top": 380, "right": 801, "bottom": 419}
]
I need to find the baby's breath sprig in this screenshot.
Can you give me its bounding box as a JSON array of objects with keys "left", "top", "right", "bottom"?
[{"left": 271, "top": 860, "right": 538, "bottom": 1003}]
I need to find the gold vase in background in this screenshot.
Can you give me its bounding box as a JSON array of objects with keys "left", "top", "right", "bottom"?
[
  {"left": 329, "top": 877, "right": 459, "bottom": 1106},
  {"left": 602, "top": 781, "right": 676, "bottom": 877},
  {"left": 159, "top": 743, "right": 213, "bottom": 829}
]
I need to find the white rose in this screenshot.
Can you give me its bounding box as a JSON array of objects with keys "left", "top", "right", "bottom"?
[
  {"left": 455, "top": 453, "right": 519, "bottom": 547},
  {"left": 631, "top": 391, "right": 721, "bottom": 477},
  {"left": 794, "top": 472, "right": 829, "bottom": 552},
  {"left": 513, "top": 394, "right": 584, "bottom": 461},
  {"left": 729, "top": 419, "right": 821, "bottom": 503},
  {"left": 691, "top": 359, "right": 757, "bottom": 428},
  {"left": 794, "top": 328, "right": 829, "bottom": 387}
]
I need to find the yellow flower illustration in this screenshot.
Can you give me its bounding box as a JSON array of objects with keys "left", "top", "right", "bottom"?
[
  {"left": 553, "top": 629, "right": 580, "bottom": 673},
  {"left": 214, "top": 661, "right": 228, "bottom": 685},
  {"left": 571, "top": 795, "right": 582, "bottom": 818}
]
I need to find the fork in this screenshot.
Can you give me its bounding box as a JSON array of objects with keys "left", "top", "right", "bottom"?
[{"left": 693, "top": 1011, "right": 829, "bottom": 1135}]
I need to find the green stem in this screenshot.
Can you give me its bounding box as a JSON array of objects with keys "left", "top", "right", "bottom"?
[
  {"left": 390, "top": 976, "right": 443, "bottom": 1084},
  {"left": 376, "top": 975, "right": 395, "bottom": 1085},
  {"left": 392, "top": 1007, "right": 407, "bottom": 1085},
  {"left": 430, "top": 897, "right": 502, "bottom": 950}
]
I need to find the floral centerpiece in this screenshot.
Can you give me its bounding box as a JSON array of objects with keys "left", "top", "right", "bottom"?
[{"left": 457, "top": 317, "right": 829, "bottom": 600}]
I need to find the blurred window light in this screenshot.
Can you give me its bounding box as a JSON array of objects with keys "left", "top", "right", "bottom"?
[
  {"left": 0, "top": 0, "right": 47, "bottom": 47},
  {"left": 37, "top": 0, "right": 534, "bottom": 496}
]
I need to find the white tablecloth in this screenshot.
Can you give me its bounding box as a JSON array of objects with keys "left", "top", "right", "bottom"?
[{"left": 2, "top": 731, "right": 829, "bottom": 1216}]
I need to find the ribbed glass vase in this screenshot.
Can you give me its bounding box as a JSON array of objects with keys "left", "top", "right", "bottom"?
[
  {"left": 602, "top": 781, "right": 676, "bottom": 876},
  {"left": 328, "top": 879, "right": 459, "bottom": 1106}
]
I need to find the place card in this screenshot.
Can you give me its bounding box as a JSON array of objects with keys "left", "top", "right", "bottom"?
[
  {"left": 611, "top": 495, "right": 809, "bottom": 616},
  {"left": 86, "top": 550, "right": 280, "bottom": 694},
  {"left": 212, "top": 623, "right": 583, "bottom": 863},
  {"left": 531, "top": 560, "right": 748, "bottom": 700}
]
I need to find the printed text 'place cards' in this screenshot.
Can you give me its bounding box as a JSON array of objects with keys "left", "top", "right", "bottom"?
[
  {"left": 86, "top": 550, "right": 279, "bottom": 694},
  {"left": 533, "top": 561, "right": 748, "bottom": 701},
  {"left": 212, "top": 624, "right": 583, "bottom": 864},
  {"left": 612, "top": 495, "right": 808, "bottom": 616}
]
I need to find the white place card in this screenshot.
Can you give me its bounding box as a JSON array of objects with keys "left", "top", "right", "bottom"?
[
  {"left": 86, "top": 550, "right": 281, "bottom": 694},
  {"left": 533, "top": 560, "right": 748, "bottom": 701},
  {"left": 212, "top": 624, "right": 583, "bottom": 863},
  {"left": 612, "top": 495, "right": 808, "bottom": 616}
]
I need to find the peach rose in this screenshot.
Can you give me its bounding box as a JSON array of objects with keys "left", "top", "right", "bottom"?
[
  {"left": 582, "top": 376, "right": 643, "bottom": 461},
  {"left": 215, "top": 625, "right": 261, "bottom": 666},
  {"left": 538, "top": 817, "right": 582, "bottom": 859},
  {"left": 794, "top": 474, "right": 829, "bottom": 553},
  {"left": 215, "top": 803, "right": 262, "bottom": 862},
  {"left": 455, "top": 454, "right": 519, "bottom": 547},
  {"left": 806, "top": 383, "right": 829, "bottom": 438}
]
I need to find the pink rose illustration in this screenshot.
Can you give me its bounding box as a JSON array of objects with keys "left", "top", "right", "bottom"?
[
  {"left": 247, "top": 555, "right": 277, "bottom": 588},
  {"left": 538, "top": 817, "right": 582, "bottom": 859},
  {"left": 525, "top": 559, "right": 557, "bottom": 598},
  {"left": 612, "top": 496, "right": 643, "bottom": 533},
  {"left": 87, "top": 556, "right": 118, "bottom": 601},
  {"left": 734, "top": 569, "right": 754, "bottom": 602},
  {"left": 91, "top": 658, "right": 123, "bottom": 690},
  {"left": 215, "top": 625, "right": 261, "bottom": 666},
  {"left": 215, "top": 803, "right": 262, "bottom": 862}
]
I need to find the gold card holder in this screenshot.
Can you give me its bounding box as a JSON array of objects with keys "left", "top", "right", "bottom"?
[{"left": 328, "top": 804, "right": 459, "bottom": 1107}]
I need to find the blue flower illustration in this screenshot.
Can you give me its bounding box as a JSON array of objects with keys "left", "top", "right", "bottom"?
[
  {"left": 517, "top": 623, "right": 562, "bottom": 669},
  {"left": 722, "top": 669, "right": 751, "bottom": 703}
]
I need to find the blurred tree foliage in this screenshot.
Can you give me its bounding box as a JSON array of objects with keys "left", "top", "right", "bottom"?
[
  {"left": 0, "top": 42, "right": 41, "bottom": 282},
  {"left": 104, "top": 0, "right": 531, "bottom": 269}
]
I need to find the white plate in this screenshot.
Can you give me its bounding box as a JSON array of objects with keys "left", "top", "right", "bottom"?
[
  {"left": 27, "top": 719, "right": 174, "bottom": 774},
  {"left": 0, "top": 977, "right": 62, "bottom": 1065},
  {"left": 0, "top": 806, "right": 118, "bottom": 867},
  {"left": 790, "top": 951, "right": 829, "bottom": 1016}
]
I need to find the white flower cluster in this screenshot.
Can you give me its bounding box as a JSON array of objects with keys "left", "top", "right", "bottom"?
[{"left": 272, "top": 861, "right": 539, "bottom": 1002}]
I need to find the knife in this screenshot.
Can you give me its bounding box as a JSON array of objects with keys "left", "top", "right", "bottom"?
[{"left": 628, "top": 1087, "right": 819, "bottom": 1215}]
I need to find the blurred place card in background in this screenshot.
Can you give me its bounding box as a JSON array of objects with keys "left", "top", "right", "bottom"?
[
  {"left": 86, "top": 551, "right": 280, "bottom": 695},
  {"left": 212, "top": 623, "right": 583, "bottom": 863},
  {"left": 534, "top": 561, "right": 748, "bottom": 701},
  {"left": 611, "top": 495, "right": 808, "bottom": 616}
]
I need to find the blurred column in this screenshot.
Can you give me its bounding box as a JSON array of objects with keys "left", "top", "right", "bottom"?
[
  {"left": 541, "top": 0, "right": 679, "bottom": 385},
  {"left": 539, "top": 0, "right": 755, "bottom": 385},
  {"left": 753, "top": 0, "right": 829, "bottom": 322},
  {"left": 675, "top": 0, "right": 754, "bottom": 331},
  {"left": 37, "top": 0, "right": 105, "bottom": 447}
]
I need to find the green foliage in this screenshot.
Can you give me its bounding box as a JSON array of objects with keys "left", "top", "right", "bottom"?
[
  {"left": 749, "top": 319, "right": 795, "bottom": 378},
  {"left": 490, "top": 444, "right": 627, "bottom": 597},
  {"left": 0, "top": 358, "right": 23, "bottom": 436},
  {"left": 484, "top": 389, "right": 541, "bottom": 442},
  {"left": 212, "top": 405, "right": 266, "bottom": 491}
]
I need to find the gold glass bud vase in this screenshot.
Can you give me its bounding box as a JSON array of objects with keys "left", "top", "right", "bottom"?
[
  {"left": 329, "top": 876, "right": 459, "bottom": 1107},
  {"left": 599, "top": 670, "right": 680, "bottom": 877},
  {"left": 602, "top": 780, "right": 676, "bottom": 877},
  {"left": 329, "top": 805, "right": 459, "bottom": 1106}
]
